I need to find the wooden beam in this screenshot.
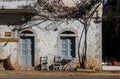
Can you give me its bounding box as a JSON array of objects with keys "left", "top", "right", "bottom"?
[
  {"left": 0, "top": 38, "right": 19, "bottom": 42},
  {"left": 0, "top": 9, "right": 38, "bottom": 14}
]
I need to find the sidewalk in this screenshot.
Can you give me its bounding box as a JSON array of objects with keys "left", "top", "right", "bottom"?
[{"left": 0, "top": 70, "right": 120, "bottom": 76}]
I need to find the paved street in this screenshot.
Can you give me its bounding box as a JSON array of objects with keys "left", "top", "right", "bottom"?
[{"left": 0, "top": 76, "right": 120, "bottom": 79}]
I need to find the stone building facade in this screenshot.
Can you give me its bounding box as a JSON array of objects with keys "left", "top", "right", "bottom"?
[{"left": 0, "top": 0, "right": 102, "bottom": 70}]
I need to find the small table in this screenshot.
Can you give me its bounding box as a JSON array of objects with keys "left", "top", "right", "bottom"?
[{"left": 60, "top": 57, "right": 74, "bottom": 71}]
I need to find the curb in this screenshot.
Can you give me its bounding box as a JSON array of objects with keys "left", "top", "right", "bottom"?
[{"left": 0, "top": 70, "right": 120, "bottom": 76}]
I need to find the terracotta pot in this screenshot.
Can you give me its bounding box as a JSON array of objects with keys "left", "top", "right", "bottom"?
[{"left": 112, "top": 60, "right": 117, "bottom": 66}]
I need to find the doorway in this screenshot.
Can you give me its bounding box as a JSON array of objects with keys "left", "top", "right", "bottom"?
[
  {"left": 102, "top": 18, "right": 120, "bottom": 66},
  {"left": 19, "top": 36, "right": 34, "bottom": 67},
  {"left": 19, "top": 30, "right": 35, "bottom": 67}
]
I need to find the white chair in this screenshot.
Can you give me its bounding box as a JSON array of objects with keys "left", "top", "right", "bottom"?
[
  {"left": 40, "top": 56, "right": 49, "bottom": 71},
  {"left": 53, "top": 56, "right": 62, "bottom": 71}
]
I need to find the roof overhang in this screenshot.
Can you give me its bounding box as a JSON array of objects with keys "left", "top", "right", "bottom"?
[
  {"left": 102, "top": 16, "right": 120, "bottom": 19},
  {"left": 0, "top": 9, "right": 38, "bottom": 14}
]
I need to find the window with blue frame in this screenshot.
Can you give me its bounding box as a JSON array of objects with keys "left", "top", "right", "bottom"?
[{"left": 60, "top": 36, "right": 75, "bottom": 58}]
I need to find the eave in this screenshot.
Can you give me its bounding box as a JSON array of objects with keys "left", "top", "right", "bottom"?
[{"left": 0, "top": 9, "right": 38, "bottom": 15}]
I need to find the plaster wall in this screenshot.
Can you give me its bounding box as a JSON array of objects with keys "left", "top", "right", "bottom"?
[
  {"left": 0, "top": 19, "right": 102, "bottom": 70},
  {"left": 0, "top": 3, "right": 102, "bottom": 70}
]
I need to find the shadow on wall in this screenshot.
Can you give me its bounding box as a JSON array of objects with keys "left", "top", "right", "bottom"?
[
  {"left": 0, "top": 14, "right": 28, "bottom": 26},
  {"left": 3, "top": 55, "right": 15, "bottom": 70}
]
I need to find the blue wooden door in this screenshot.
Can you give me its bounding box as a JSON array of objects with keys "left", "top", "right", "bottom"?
[
  {"left": 20, "top": 37, "right": 34, "bottom": 67},
  {"left": 60, "top": 37, "right": 75, "bottom": 58}
]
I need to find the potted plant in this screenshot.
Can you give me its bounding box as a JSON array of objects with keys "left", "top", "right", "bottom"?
[{"left": 111, "top": 58, "right": 117, "bottom": 66}]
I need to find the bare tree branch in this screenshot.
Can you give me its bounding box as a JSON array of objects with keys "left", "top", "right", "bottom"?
[{"left": 16, "top": 0, "right": 102, "bottom": 69}]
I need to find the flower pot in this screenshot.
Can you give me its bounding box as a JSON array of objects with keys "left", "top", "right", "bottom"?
[{"left": 112, "top": 60, "right": 117, "bottom": 66}]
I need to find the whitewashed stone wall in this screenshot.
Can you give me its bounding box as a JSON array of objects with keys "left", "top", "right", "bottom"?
[
  {"left": 0, "top": 17, "right": 102, "bottom": 70},
  {"left": 31, "top": 20, "right": 84, "bottom": 66},
  {"left": 0, "top": 2, "right": 102, "bottom": 70},
  {"left": 0, "top": 25, "right": 18, "bottom": 66}
]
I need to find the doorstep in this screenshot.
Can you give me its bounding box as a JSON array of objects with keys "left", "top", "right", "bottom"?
[
  {"left": 77, "top": 69, "right": 95, "bottom": 72},
  {"left": 102, "top": 66, "right": 120, "bottom": 70}
]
